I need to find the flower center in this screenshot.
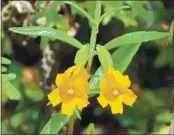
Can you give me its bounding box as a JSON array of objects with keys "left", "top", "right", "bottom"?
[
  {"left": 67, "top": 89, "right": 74, "bottom": 95},
  {"left": 113, "top": 90, "right": 119, "bottom": 95}
]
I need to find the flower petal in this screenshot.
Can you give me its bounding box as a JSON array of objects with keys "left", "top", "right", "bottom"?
[
  {"left": 72, "top": 78, "right": 90, "bottom": 98},
  {"left": 74, "top": 97, "right": 89, "bottom": 111},
  {"left": 65, "top": 66, "right": 76, "bottom": 75},
  {"left": 56, "top": 66, "right": 75, "bottom": 88},
  {"left": 106, "top": 68, "right": 131, "bottom": 90},
  {"left": 100, "top": 75, "right": 116, "bottom": 94},
  {"left": 114, "top": 72, "right": 130, "bottom": 90},
  {"left": 121, "top": 89, "right": 137, "bottom": 106},
  {"left": 97, "top": 92, "right": 109, "bottom": 108},
  {"left": 72, "top": 65, "right": 89, "bottom": 80},
  {"left": 105, "top": 67, "right": 114, "bottom": 74},
  {"left": 100, "top": 75, "right": 114, "bottom": 90},
  {"left": 61, "top": 101, "right": 76, "bottom": 115},
  {"left": 70, "top": 65, "right": 90, "bottom": 98},
  {"left": 110, "top": 97, "right": 123, "bottom": 114},
  {"left": 56, "top": 73, "right": 69, "bottom": 91},
  {"left": 48, "top": 88, "right": 61, "bottom": 107}
]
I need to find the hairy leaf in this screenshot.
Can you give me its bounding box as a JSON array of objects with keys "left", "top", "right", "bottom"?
[
  {"left": 104, "top": 31, "right": 168, "bottom": 50},
  {"left": 9, "top": 27, "right": 83, "bottom": 49}
]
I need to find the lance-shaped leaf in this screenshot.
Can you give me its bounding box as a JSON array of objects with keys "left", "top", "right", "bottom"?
[
  {"left": 96, "top": 45, "right": 113, "bottom": 68},
  {"left": 40, "top": 112, "right": 70, "bottom": 134},
  {"left": 74, "top": 44, "right": 89, "bottom": 66},
  {"left": 2, "top": 74, "right": 21, "bottom": 100},
  {"left": 89, "top": 43, "right": 141, "bottom": 96},
  {"left": 104, "top": 31, "right": 168, "bottom": 50},
  {"left": 9, "top": 27, "right": 83, "bottom": 49},
  {"left": 112, "top": 42, "right": 141, "bottom": 73}
]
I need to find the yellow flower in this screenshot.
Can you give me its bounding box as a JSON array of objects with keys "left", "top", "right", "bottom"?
[
  {"left": 48, "top": 65, "right": 90, "bottom": 115},
  {"left": 97, "top": 67, "right": 137, "bottom": 114}
]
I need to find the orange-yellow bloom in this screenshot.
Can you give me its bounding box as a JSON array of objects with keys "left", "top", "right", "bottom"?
[
  {"left": 48, "top": 65, "right": 90, "bottom": 115},
  {"left": 97, "top": 67, "right": 137, "bottom": 114}
]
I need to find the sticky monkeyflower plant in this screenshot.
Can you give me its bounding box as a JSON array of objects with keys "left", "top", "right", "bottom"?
[
  {"left": 48, "top": 65, "right": 90, "bottom": 115},
  {"left": 8, "top": 1, "right": 169, "bottom": 134},
  {"left": 97, "top": 67, "right": 137, "bottom": 114}
]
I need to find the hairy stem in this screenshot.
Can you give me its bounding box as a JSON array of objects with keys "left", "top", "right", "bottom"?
[
  {"left": 67, "top": 2, "right": 102, "bottom": 134},
  {"left": 87, "top": 1, "right": 101, "bottom": 73}
]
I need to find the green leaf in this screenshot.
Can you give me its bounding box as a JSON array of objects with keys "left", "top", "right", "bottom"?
[
  {"left": 10, "top": 113, "right": 24, "bottom": 128},
  {"left": 40, "top": 112, "right": 70, "bottom": 134},
  {"left": 74, "top": 44, "right": 89, "bottom": 65},
  {"left": 64, "top": 1, "right": 94, "bottom": 24},
  {"left": 84, "top": 123, "right": 96, "bottom": 134},
  {"left": 156, "top": 110, "right": 172, "bottom": 123},
  {"left": 81, "top": 1, "right": 96, "bottom": 17},
  {"left": 2, "top": 74, "right": 21, "bottom": 100},
  {"left": 32, "top": 1, "right": 68, "bottom": 29},
  {"left": 128, "top": 129, "right": 142, "bottom": 134},
  {"left": 24, "top": 83, "right": 44, "bottom": 102},
  {"left": 89, "top": 43, "right": 141, "bottom": 96},
  {"left": 153, "top": 125, "right": 171, "bottom": 134},
  {"left": 99, "top": 6, "right": 130, "bottom": 23},
  {"left": 96, "top": 45, "right": 113, "bottom": 68},
  {"left": 104, "top": 31, "right": 169, "bottom": 50},
  {"left": 32, "top": 2, "right": 61, "bottom": 22},
  {"left": 154, "top": 44, "right": 174, "bottom": 68},
  {"left": 9, "top": 27, "right": 83, "bottom": 49},
  {"left": 2, "top": 66, "right": 7, "bottom": 72},
  {"left": 1, "top": 57, "right": 11, "bottom": 64},
  {"left": 74, "top": 107, "right": 82, "bottom": 120},
  {"left": 40, "top": 37, "right": 49, "bottom": 50},
  {"left": 46, "top": 102, "right": 51, "bottom": 106},
  {"left": 126, "top": 1, "right": 154, "bottom": 23},
  {"left": 112, "top": 42, "right": 141, "bottom": 73},
  {"left": 7, "top": 73, "right": 16, "bottom": 80},
  {"left": 89, "top": 68, "right": 103, "bottom": 97},
  {"left": 2, "top": 33, "right": 13, "bottom": 55},
  {"left": 8, "top": 58, "right": 24, "bottom": 91}
]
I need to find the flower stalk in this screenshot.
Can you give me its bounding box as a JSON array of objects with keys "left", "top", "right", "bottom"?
[
  {"left": 68, "top": 2, "right": 102, "bottom": 133},
  {"left": 68, "top": 113, "right": 75, "bottom": 134}
]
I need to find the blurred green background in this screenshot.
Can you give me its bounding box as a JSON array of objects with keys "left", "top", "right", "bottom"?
[{"left": 1, "top": 0, "right": 174, "bottom": 134}]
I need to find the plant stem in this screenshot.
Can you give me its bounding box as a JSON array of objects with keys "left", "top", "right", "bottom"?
[
  {"left": 67, "top": 2, "right": 102, "bottom": 134},
  {"left": 68, "top": 113, "right": 75, "bottom": 134},
  {"left": 87, "top": 1, "right": 101, "bottom": 73}
]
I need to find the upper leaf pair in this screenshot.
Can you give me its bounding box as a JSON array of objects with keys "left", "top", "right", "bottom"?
[
  {"left": 74, "top": 44, "right": 113, "bottom": 68},
  {"left": 9, "top": 27, "right": 169, "bottom": 50}
]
